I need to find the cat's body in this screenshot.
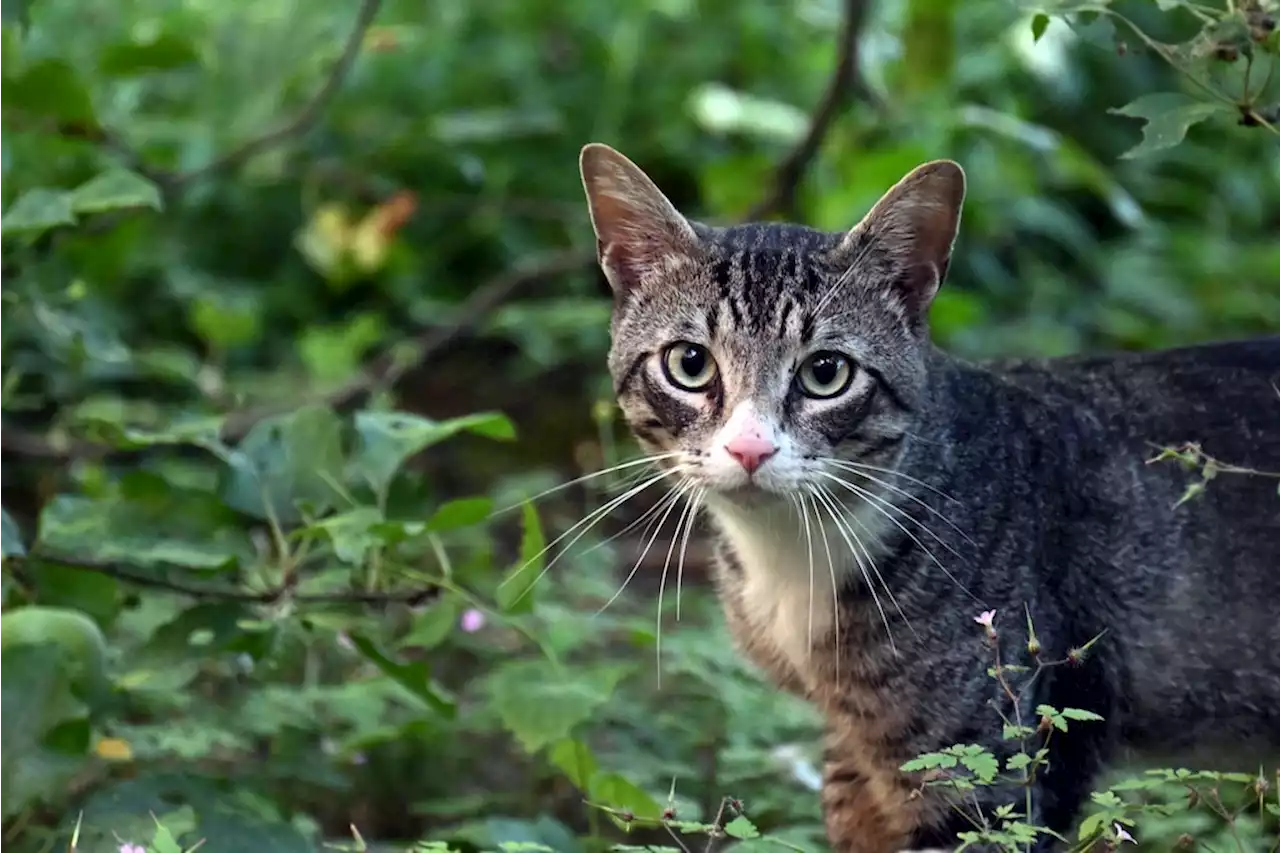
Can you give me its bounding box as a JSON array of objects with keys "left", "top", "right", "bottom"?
[{"left": 577, "top": 144, "right": 1280, "bottom": 852}]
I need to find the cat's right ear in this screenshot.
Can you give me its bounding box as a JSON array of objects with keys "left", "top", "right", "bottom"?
[{"left": 579, "top": 143, "right": 702, "bottom": 294}]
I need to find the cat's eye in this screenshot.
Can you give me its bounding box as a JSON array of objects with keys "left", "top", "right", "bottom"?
[
  {"left": 662, "top": 342, "right": 718, "bottom": 391},
  {"left": 797, "top": 351, "right": 854, "bottom": 399}
]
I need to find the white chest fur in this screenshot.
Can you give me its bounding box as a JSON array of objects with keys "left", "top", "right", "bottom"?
[{"left": 709, "top": 498, "right": 882, "bottom": 677}]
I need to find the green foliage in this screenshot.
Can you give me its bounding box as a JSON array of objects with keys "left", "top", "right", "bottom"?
[{"left": 3, "top": 0, "right": 1278, "bottom": 850}]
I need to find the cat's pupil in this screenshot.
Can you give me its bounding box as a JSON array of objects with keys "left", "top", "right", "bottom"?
[
  {"left": 811, "top": 356, "right": 839, "bottom": 385},
  {"left": 682, "top": 346, "right": 707, "bottom": 377}
]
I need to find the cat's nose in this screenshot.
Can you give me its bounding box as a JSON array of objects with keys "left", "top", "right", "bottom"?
[{"left": 724, "top": 435, "right": 778, "bottom": 474}]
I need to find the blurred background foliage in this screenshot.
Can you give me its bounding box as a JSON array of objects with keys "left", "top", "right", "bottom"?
[{"left": 1, "top": 0, "right": 1278, "bottom": 851}]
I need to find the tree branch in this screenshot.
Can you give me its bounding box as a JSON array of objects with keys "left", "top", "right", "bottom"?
[
  {"left": 743, "top": 0, "right": 878, "bottom": 222},
  {"left": 10, "top": 553, "right": 441, "bottom": 606},
  {"left": 165, "top": 0, "right": 383, "bottom": 191}
]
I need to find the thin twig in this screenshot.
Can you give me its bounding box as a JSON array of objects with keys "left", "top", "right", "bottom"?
[
  {"left": 10, "top": 553, "right": 440, "bottom": 606},
  {"left": 166, "top": 0, "right": 384, "bottom": 191},
  {"left": 743, "top": 0, "right": 878, "bottom": 221}
]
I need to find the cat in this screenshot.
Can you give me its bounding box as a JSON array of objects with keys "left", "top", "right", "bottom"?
[{"left": 576, "top": 142, "right": 1280, "bottom": 853}]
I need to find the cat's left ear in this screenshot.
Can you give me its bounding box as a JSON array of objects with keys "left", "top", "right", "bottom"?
[
  {"left": 833, "top": 160, "right": 966, "bottom": 320},
  {"left": 579, "top": 143, "right": 703, "bottom": 295}
]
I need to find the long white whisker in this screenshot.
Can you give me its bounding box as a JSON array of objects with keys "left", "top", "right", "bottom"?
[
  {"left": 500, "top": 467, "right": 683, "bottom": 599},
  {"left": 819, "top": 471, "right": 983, "bottom": 605},
  {"left": 655, "top": 484, "right": 701, "bottom": 688},
  {"left": 819, "top": 470, "right": 966, "bottom": 563},
  {"left": 811, "top": 484, "right": 896, "bottom": 653},
  {"left": 829, "top": 457, "right": 959, "bottom": 502},
  {"left": 492, "top": 452, "right": 683, "bottom": 515},
  {"left": 796, "top": 491, "right": 816, "bottom": 658},
  {"left": 807, "top": 489, "right": 842, "bottom": 691},
  {"left": 819, "top": 483, "right": 917, "bottom": 640},
  {"left": 821, "top": 459, "right": 973, "bottom": 544},
  {"left": 674, "top": 487, "right": 704, "bottom": 623},
  {"left": 593, "top": 482, "right": 688, "bottom": 616}
]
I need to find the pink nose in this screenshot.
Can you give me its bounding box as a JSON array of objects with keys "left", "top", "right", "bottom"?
[{"left": 725, "top": 435, "right": 778, "bottom": 473}]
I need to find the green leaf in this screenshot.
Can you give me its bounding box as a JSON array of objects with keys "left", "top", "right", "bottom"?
[
  {"left": 957, "top": 748, "right": 1000, "bottom": 783},
  {"left": 347, "top": 633, "right": 455, "bottom": 717},
  {"left": 189, "top": 292, "right": 263, "bottom": 348},
  {"left": 1006, "top": 752, "right": 1033, "bottom": 771},
  {"left": 1, "top": 606, "right": 109, "bottom": 701},
  {"left": 98, "top": 32, "right": 200, "bottom": 76},
  {"left": 1108, "top": 93, "right": 1224, "bottom": 159},
  {"left": 3, "top": 57, "right": 98, "bottom": 128},
  {"left": 400, "top": 593, "right": 462, "bottom": 650},
  {"left": 590, "top": 772, "right": 662, "bottom": 821},
  {"left": 1060, "top": 707, "right": 1105, "bottom": 722},
  {"left": 69, "top": 169, "right": 163, "bottom": 214},
  {"left": 350, "top": 411, "right": 515, "bottom": 498},
  {"left": 548, "top": 738, "right": 600, "bottom": 791},
  {"left": 315, "top": 507, "right": 384, "bottom": 565},
  {"left": 425, "top": 497, "right": 493, "bottom": 532},
  {"left": 901, "top": 751, "right": 958, "bottom": 772},
  {"left": 723, "top": 816, "right": 760, "bottom": 840},
  {"left": 486, "top": 658, "right": 633, "bottom": 753},
  {"left": 2, "top": 507, "right": 25, "bottom": 557},
  {"left": 495, "top": 503, "right": 543, "bottom": 614},
  {"left": 1030, "top": 13, "right": 1050, "bottom": 42},
  {"left": 0, "top": 643, "right": 91, "bottom": 819},
  {"left": 1, "top": 188, "right": 75, "bottom": 236},
  {"left": 222, "top": 405, "right": 345, "bottom": 523}
]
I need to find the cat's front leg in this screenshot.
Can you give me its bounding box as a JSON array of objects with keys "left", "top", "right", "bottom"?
[{"left": 820, "top": 723, "right": 931, "bottom": 853}]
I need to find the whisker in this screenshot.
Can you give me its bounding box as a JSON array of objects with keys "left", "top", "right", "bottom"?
[
  {"left": 806, "top": 489, "right": 842, "bottom": 691},
  {"left": 820, "top": 459, "right": 974, "bottom": 545},
  {"left": 499, "top": 466, "right": 684, "bottom": 600},
  {"left": 818, "top": 470, "right": 966, "bottom": 562},
  {"left": 492, "top": 452, "right": 683, "bottom": 515},
  {"left": 593, "top": 482, "right": 688, "bottom": 616},
  {"left": 656, "top": 484, "right": 702, "bottom": 687},
  {"left": 821, "top": 456, "right": 965, "bottom": 512},
  {"left": 822, "top": 483, "right": 919, "bottom": 641},
  {"left": 674, "top": 487, "right": 704, "bottom": 623},
  {"left": 810, "top": 484, "right": 897, "bottom": 653},
  {"left": 796, "top": 490, "right": 816, "bottom": 658},
  {"left": 819, "top": 472, "right": 983, "bottom": 606}
]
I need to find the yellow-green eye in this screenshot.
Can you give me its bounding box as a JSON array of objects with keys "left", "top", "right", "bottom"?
[
  {"left": 797, "top": 351, "right": 854, "bottom": 399},
  {"left": 662, "top": 342, "right": 717, "bottom": 391}
]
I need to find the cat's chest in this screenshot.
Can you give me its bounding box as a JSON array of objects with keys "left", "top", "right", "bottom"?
[{"left": 711, "top": 501, "right": 877, "bottom": 680}]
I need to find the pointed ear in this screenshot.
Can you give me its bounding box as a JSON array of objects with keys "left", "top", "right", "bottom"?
[
  {"left": 833, "top": 160, "right": 966, "bottom": 320},
  {"left": 579, "top": 143, "right": 702, "bottom": 294}
]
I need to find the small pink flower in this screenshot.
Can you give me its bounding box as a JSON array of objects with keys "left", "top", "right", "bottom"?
[
  {"left": 1113, "top": 823, "right": 1135, "bottom": 844},
  {"left": 974, "top": 610, "right": 996, "bottom": 628},
  {"left": 460, "top": 608, "right": 486, "bottom": 633},
  {"left": 120, "top": 844, "right": 146, "bottom": 853}
]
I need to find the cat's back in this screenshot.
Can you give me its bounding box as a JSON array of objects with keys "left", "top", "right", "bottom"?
[{"left": 988, "top": 336, "right": 1280, "bottom": 471}]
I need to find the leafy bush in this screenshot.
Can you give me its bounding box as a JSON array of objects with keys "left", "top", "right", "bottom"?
[{"left": 2, "top": 0, "right": 1277, "bottom": 851}]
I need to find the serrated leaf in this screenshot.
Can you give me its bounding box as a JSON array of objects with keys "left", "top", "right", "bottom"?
[
  {"left": 1006, "top": 752, "right": 1033, "bottom": 770},
  {"left": 486, "top": 658, "right": 632, "bottom": 753},
  {"left": 1, "top": 188, "right": 75, "bottom": 236},
  {"left": 1060, "top": 707, "right": 1105, "bottom": 722},
  {"left": 723, "top": 816, "right": 760, "bottom": 840},
  {"left": 495, "top": 503, "right": 543, "bottom": 613},
  {"left": 901, "top": 752, "right": 959, "bottom": 772},
  {"left": 69, "top": 169, "right": 162, "bottom": 214},
  {"left": 1109, "top": 93, "right": 1223, "bottom": 158},
  {"left": 2, "top": 507, "right": 25, "bottom": 557},
  {"left": 347, "top": 632, "right": 455, "bottom": 717},
  {"left": 98, "top": 32, "right": 199, "bottom": 76}
]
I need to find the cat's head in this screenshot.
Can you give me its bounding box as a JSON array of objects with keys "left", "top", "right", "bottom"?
[{"left": 578, "top": 143, "right": 965, "bottom": 508}]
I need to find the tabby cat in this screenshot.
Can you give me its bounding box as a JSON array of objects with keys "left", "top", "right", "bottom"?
[{"left": 576, "top": 142, "right": 1280, "bottom": 852}]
